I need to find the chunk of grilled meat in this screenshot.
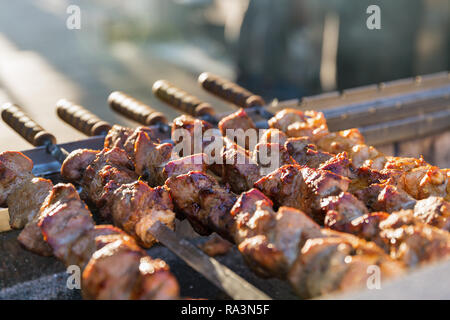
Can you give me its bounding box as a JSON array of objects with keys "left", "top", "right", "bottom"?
[
  {"left": 349, "top": 144, "right": 387, "bottom": 170},
  {"left": 134, "top": 130, "right": 173, "bottom": 186},
  {"left": 104, "top": 125, "right": 162, "bottom": 155},
  {"left": 353, "top": 183, "right": 416, "bottom": 213},
  {"left": 413, "top": 197, "right": 450, "bottom": 231},
  {"left": 0, "top": 151, "right": 33, "bottom": 206},
  {"left": 172, "top": 115, "right": 214, "bottom": 157},
  {"left": 252, "top": 142, "right": 296, "bottom": 176},
  {"left": 83, "top": 235, "right": 179, "bottom": 300},
  {"left": 285, "top": 138, "right": 333, "bottom": 168},
  {"left": 287, "top": 229, "right": 404, "bottom": 298},
  {"left": 321, "top": 192, "right": 369, "bottom": 229},
  {"left": 222, "top": 143, "right": 262, "bottom": 194},
  {"left": 231, "top": 189, "right": 322, "bottom": 277},
  {"left": 254, "top": 164, "right": 350, "bottom": 223},
  {"left": 64, "top": 147, "right": 138, "bottom": 219},
  {"left": 315, "top": 129, "right": 365, "bottom": 154},
  {"left": 162, "top": 153, "right": 208, "bottom": 182},
  {"left": 378, "top": 210, "right": 450, "bottom": 267},
  {"left": 259, "top": 128, "right": 288, "bottom": 146},
  {"left": 0, "top": 151, "right": 53, "bottom": 230},
  {"left": 268, "top": 109, "right": 328, "bottom": 139},
  {"left": 8, "top": 177, "right": 53, "bottom": 230},
  {"left": 166, "top": 171, "right": 236, "bottom": 240},
  {"left": 219, "top": 108, "right": 256, "bottom": 149},
  {"left": 324, "top": 208, "right": 450, "bottom": 267},
  {"left": 110, "top": 181, "right": 175, "bottom": 247}
]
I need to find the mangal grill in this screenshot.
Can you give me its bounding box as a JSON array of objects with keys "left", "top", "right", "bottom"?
[{"left": 0, "top": 71, "right": 449, "bottom": 300}]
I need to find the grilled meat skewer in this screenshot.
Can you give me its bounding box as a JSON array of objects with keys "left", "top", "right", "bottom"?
[{"left": 38, "top": 183, "right": 179, "bottom": 299}]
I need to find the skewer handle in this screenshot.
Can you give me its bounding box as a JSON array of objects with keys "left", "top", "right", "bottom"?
[
  {"left": 198, "top": 72, "right": 265, "bottom": 108},
  {"left": 152, "top": 80, "right": 215, "bottom": 117},
  {"left": 1, "top": 103, "right": 56, "bottom": 146},
  {"left": 108, "top": 91, "right": 167, "bottom": 126},
  {"left": 57, "top": 99, "right": 111, "bottom": 136}
]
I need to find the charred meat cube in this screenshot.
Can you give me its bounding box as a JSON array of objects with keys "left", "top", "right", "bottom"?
[
  {"left": 413, "top": 197, "right": 450, "bottom": 231},
  {"left": 268, "top": 109, "right": 328, "bottom": 139},
  {"left": 222, "top": 143, "right": 262, "bottom": 194},
  {"left": 231, "top": 189, "right": 322, "bottom": 277},
  {"left": 316, "top": 129, "right": 365, "bottom": 154},
  {"left": 134, "top": 131, "right": 173, "bottom": 186},
  {"left": 78, "top": 148, "right": 138, "bottom": 219},
  {"left": 259, "top": 128, "right": 288, "bottom": 146},
  {"left": 166, "top": 171, "right": 237, "bottom": 240},
  {"left": 255, "top": 164, "right": 350, "bottom": 223},
  {"left": 82, "top": 235, "right": 179, "bottom": 300},
  {"left": 321, "top": 192, "right": 369, "bottom": 228},
  {"left": 287, "top": 230, "right": 404, "bottom": 299},
  {"left": 252, "top": 142, "right": 296, "bottom": 175},
  {"left": 61, "top": 149, "right": 98, "bottom": 181},
  {"left": 162, "top": 153, "right": 208, "bottom": 182},
  {"left": 171, "top": 114, "right": 214, "bottom": 157},
  {"left": 219, "top": 108, "right": 257, "bottom": 149},
  {"left": 285, "top": 138, "right": 332, "bottom": 168},
  {"left": 0, "top": 151, "right": 34, "bottom": 206},
  {"left": 8, "top": 177, "right": 53, "bottom": 229},
  {"left": 319, "top": 152, "right": 354, "bottom": 178},
  {"left": 110, "top": 181, "right": 175, "bottom": 248},
  {"left": 353, "top": 183, "right": 416, "bottom": 213},
  {"left": 38, "top": 184, "right": 95, "bottom": 266}
]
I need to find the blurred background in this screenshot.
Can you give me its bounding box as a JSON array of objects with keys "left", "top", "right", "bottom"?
[{"left": 0, "top": 0, "right": 448, "bottom": 150}]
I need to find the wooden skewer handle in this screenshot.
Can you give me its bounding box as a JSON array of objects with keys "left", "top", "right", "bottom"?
[
  {"left": 57, "top": 99, "right": 112, "bottom": 136},
  {"left": 152, "top": 80, "right": 215, "bottom": 117},
  {"left": 198, "top": 72, "right": 265, "bottom": 108},
  {"left": 1, "top": 103, "right": 56, "bottom": 146},
  {"left": 108, "top": 91, "right": 167, "bottom": 126}
]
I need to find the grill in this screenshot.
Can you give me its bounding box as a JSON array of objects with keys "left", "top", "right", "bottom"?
[{"left": 1, "top": 71, "right": 449, "bottom": 300}]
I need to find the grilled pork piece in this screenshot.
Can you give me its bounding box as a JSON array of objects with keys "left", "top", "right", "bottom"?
[
  {"left": 110, "top": 181, "right": 175, "bottom": 247},
  {"left": 316, "top": 129, "right": 365, "bottom": 154},
  {"left": 252, "top": 142, "right": 296, "bottom": 176},
  {"left": 222, "top": 143, "right": 262, "bottom": 194},
  {"left": 268, "top": 109, "right": 328, "bottom": 139},
  {"left": 172, "top": 114, "right": 214, "bottom": 157},
  {"left": 219, "top": 108, "right": 256, "bottom": 149},
  {"left": 259, "top": 128, "right": 288, "bottom": 146},
  {"left": 0, "top": 151, "right": 53, "bottom": 230},
  {"left": 78, "top": 147, "right": 137, "bottom": 219},
  {"left": 413, "top": 197, "right": 450, "bottom": 231},
  {"left": 166, "top": 171, "right": 236, "bottom": 240},
  {"left": 254, "top": 164, "right": 350, "bottom": 223},
  {"left": 83, "top": 235, "right": 179, "bottom": 300},
  {"left": 105, "top": 125, "right": 161, "bottom": 155},
  {"left": 287, "top": 229, "right": 404, "bottom": 299},
  {"left": 133, "top": 131, "right": 173, "bottom": 186},
  {"left": 162, "top": 153, "right": 208, "bottom": 181},
  {"left": 0, "top": 151, "right": 33, "bottom": 206},
  {"left": 285, "top": 137, "right": 333, "bottom": 168}
]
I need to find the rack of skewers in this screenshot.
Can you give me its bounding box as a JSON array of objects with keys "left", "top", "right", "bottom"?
[{"left": 0, "top": 71, "right": 449, "bottom": 300}]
